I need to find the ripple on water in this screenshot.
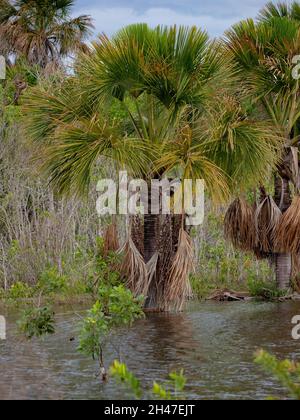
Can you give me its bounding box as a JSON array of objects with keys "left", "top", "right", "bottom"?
[{"left": 0, "top": 301, "right": 299, "bottom": 400}]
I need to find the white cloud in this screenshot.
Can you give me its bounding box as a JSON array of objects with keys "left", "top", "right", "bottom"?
[{"left": 76, "top": 7, "right": 245, "bottom": 39}]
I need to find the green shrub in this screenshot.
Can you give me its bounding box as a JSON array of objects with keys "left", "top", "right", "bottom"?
[
  {"left": 247, "top": 277, "right": 286, "bottom": 299},
  {"left": 37, "top": 267, "right": 68, "bottom": 294},
  {"left": 18, "top": 306, "right": 55, "bottom": 339},
  {"left": 8, "top": 282, "right": 34, "bottom": 299},
  {"left": 190, "top": 275, "right": 213, "bottom": 300},
  {"left": 78, "top": 285, "right": 144, "bottom": 377}
]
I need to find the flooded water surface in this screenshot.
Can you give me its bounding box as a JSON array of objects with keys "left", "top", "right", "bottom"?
[{"left": 0, "top": 301, "right": 300, "bottom": 400}]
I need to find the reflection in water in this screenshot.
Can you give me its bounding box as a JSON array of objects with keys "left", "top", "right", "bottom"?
[
  {"left": 0, "top": 301, "right": 300, "bottom": 400},
  {"left": 134, "top": 312, "right": 202, "bottom": 364}
]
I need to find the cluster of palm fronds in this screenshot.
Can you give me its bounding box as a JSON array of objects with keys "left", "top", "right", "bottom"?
[{"left": 225, "top": 194, "right": 300, "bottom": 259}]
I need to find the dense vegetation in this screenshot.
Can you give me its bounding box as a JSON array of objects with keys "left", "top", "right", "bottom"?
[{"left": 2, "top": 4, "right": 299, "bottom": 309}]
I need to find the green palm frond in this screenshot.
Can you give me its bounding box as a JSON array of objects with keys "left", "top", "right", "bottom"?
[
  {"left": 76, "top": 24, "right": 230, "bottom": 114},
  {"left": 258, "top": 2, "right": 290, "bottom": 20},
  {"left": 258, "top": 1, "right": 300, "bottom": 22},
  {"left": 24, "top": 22, "right": 274, "bottom": 204},
  {"left": 22, "top": 78, "right": 90, "bottom": 143},
  {"left": 39, "top": 116, "right": 154, "bottom": 195},
  {"left": 225, "top": 13, "right": 300, "bottom": 137},
  {"left": 75, "top": 26, "right": 150, "bottom": 106},
  {"left": 200, "top": 95, "right": 282, "bottom": 191},
  {"left": 155, "top": 124, "right": 230, "bottom": 203}
]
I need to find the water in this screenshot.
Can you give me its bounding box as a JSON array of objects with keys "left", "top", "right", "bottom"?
[{"left": 0, "top": 301, "right": 300, "bottom": 400}]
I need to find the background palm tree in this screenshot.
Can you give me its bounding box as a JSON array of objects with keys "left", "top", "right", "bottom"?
[
  {"left": 225, "top": 1, "right": 300, "bottom": 290},
  {"left": 23, "top": 24, "right": 279, "bottom": 310},
  {"left": 0, "top": 0, "right": 93, "bottom": 66}
]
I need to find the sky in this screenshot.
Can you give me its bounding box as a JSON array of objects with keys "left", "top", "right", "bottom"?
[{"left": 74, "top": 0, "right": 271, "bottom": 39}]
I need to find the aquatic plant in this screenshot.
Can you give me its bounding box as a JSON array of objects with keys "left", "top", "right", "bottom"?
[
  {"left": 110, "top": 360, "right": 187, "bottom": 400},
  {"left": 18, "top": 306, "right": 55, "bottom": 339},
  {"left": 255, "top": 350, "right": 300, "bottom": 400},
  {"left": 78, "top": 285, "right": 144, "bottom": 380}
]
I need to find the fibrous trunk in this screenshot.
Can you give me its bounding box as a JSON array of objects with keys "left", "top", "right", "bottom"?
[
  {"left": 275, "top": 253, "right": 292, "bottom": 291},
  {"left": 119, "top": 185, "right": 193, "bottom": 311},
  {"left": 274, "top": 171, "right": 292, "bottom": 290},
  {"left": 143, "top": 213, "right": 159, "bottom": 308}
]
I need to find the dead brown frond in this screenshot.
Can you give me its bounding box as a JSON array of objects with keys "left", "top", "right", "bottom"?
[
  {"left": 275, "top": 196, "right": 300, "bottom": 254},
  {"left": 103, "top": 223, "right": 119, "bottom": 257},
  {"left": 161, "top": 228, "right": 194, "bottom": 312},
  {"left": 119, "top": 236, "right": 148, "bottom": 297},
  {"left": 255, "top": 196, "right": 282, "bottom": 253},
  {"left": 224, "top": 198, "right": 255, "bottom": 251}
]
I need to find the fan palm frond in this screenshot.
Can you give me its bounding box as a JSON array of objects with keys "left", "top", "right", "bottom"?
[
  {"left": 76, "top": 24, "right": 229, "bottom": 114},
  {"left": 201, "top": 95, "right": 282, "bottom": 192},
  {"left": 258, "top": 1, "right": 300, "bottom": 22},
  {"left": 38, "top": 117, "right": 153, "bottom": 195},
  {"left": 155, "top": 133, "right": 229, "bottom": 204},
  {"left": 22, "top": 79, "right": 86, "bottom": 142},
  {"left": 225, "top": 16, "right": 300, "bottom": 134}
]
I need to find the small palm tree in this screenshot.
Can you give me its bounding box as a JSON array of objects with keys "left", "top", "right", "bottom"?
[
  {"left": 0, "top": 0, "right": 93, "bottom": 66},
  {"left": 225, "top": 1, "right": 300, "bottom": 290},
  {"left": 23, "top": 24, "right": 279, "bottom": 310}
]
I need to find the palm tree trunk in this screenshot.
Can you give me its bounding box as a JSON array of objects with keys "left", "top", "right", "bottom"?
[
  {"left": 143, "top": 181, "right": 158, "bottom": 308},
  {"left": 143, "top": 213, "right": 158, "bottom": 308},
  {"left": 275, "top": 253, "right": 291, "bottom": 290},
  {"left": 144, "top": 213, "right": 157, "bottom": 263},
  {"left": 274, "top": 174, "right": 292, "bottom": 290}
]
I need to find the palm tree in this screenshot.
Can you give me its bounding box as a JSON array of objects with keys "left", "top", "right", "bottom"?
[
  {"left": 225, "top": 2, "right": 300, "bottom": 290},
  {"left": 0, "top": 0, "right": 93, "bottom": 66},
  {"left": 23, "top": 24, "right": 279, "bottom": 311}
]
